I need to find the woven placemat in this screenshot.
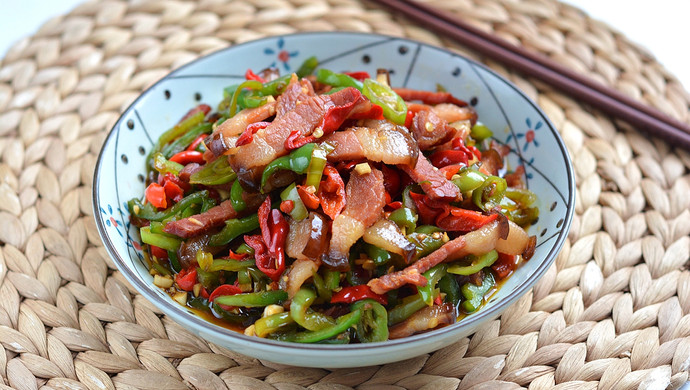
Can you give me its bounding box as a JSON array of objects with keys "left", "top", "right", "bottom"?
[{"left": 0, "top": 0, "right": 689, "bottom": 389}]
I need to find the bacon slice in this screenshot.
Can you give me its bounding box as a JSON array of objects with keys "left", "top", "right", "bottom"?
[
  {"left": 389, "top": 303, "right": 456, "bottom": 339},
  {"left": 410, "top": 109, "right": 457, "bottom": 150},
  {"left": 206, "top": 101, "right": 277, "bottom": 157},
  {"left": 367, "top": 219, "right": 508, "bottom": 294},
  {"left": 323, "top": 120, "right": 419, "bottom": 166},
  {"left": 276, "top": 75, "right": 315, "bottom": 117},
  {"left": 399, "top": 155, "right": 460, "bottom": 201},
  {"left": 325, "top": 167, "right": 386, "bottom": 270}
]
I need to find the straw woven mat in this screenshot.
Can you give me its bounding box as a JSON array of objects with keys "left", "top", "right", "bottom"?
[{"left": 0, "top": 0, "right": 689, "bottom": 389}]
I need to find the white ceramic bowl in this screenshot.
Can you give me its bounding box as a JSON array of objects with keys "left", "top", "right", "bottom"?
[{"left": 93, "top": 32, "right": 575, "bottom": 368}]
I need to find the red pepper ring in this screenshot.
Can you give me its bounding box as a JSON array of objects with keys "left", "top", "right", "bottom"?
[
  {"left": 175, "top": 268, "right": 197, "bottom": 292},
  {"left": 331, "top": 285, "right": 388, "bottom": 305},
  {"left": 236, "top": 121, "right": 271, "bottom": 147},
  {"left": 343, "top": 71, "right": 371, "bottom": 81},
  {"left": 169, "top": 150, "right": 205, "bottom": 165},
  {"left": 208, "top": 284, "right": 242, "bottom": 303}
]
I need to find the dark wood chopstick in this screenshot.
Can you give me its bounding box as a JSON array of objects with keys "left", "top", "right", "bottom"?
[{"left": 371, "top": 0, "right": 690, "bottom": 149}]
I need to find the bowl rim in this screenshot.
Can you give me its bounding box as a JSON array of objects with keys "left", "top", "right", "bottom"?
[{"left": 92, "top": 30, "right": 576, "bottom": 351}]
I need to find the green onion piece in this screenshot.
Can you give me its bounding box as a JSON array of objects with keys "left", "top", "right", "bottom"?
[
  {"left": 280, "top": 183, "right": 308, "bottom": 221},
  {"left": 304, "top": 142, "right": 334, "bottom": 191},
  {"left": 140, "top": 226, "right": 182, "bottom": 251}
]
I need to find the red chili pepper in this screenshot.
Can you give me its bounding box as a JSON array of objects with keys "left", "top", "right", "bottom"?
[
  {"left": 179, "top": 104, "right": 211, "bottom": 123},
  {"left": 491, "top": 253, "right": 518, "bottom": 279},
  {"left": 251, "top": 198, "right": 288, "bottom": 282},
  {"left": 163, "top": 179, "right": 184, "bottom": 203},
  {"left": 343, "top": 71, "right": 371, "bottom": 81},
  {"left": 279, "top": 200, "right": 295, "bottom": 214},
  {"left": 386, "top": 201, "right": 403, "bottom": 210},
  {"left": 169, "top": 150, "right": 205, "bottom": 165},
  {"left": 317, "top": 165, "right": 346, "bottom": 219},
  {"left": 145, "top": 183, "right": 167, "bottom": 209},
  {"left": 150, "top": 245, "right": 168, "bottom": 260},
  {"left": 175, "top": 268, "right": 197, "bottom": 291},
  {"left": 208, "top": 284, "right": 242, "bottom": 302},
  {"left": 186, "top": 134, "right": 207, "bottom": 152},
  {"left": 381, "top": 164, "right": 401, "bottom": 198},
  {"left": 335, "top": 158, "right": 366, "bottom": 173},
  {"left": 439, "top": 165, "right": 463, "bottom": 180},
  {"left": 428, "top": 150, "right": 471, "bottom": 168},
  {"left": 331, "top": 285, "right": 388, "bottom": 305},
  {"left": 162, "top": 172, "right": 191, "bottom": 192},
  {"left": 284, "top": 130, "right": 316, "bottom": 151},
  {"left": 225, "top": 249, "right": 248, "bottom": 260},
  {"left": 350, "top": 103, "right": 384, "bottom": 120},
  {"left": 433, "top": 295, "right": 443, "bottom": 306},
  {"left": 297, "top": 185, "right": 320, "bottom": 209},
  {"left": 392, "top": 88, "right": 469, "bottom": 107},
  {"left": 200, "top": 287, "right": 210, "bottom": 299},
  {"left": 318, "top": 88, "right": 364, "bottom": 135},
  {"left": 436, "top": 209, "right": 497, "bottom": 232},
  {"left": 245, "top": 68, "right": 266, "bottom": 83},
  {"left": 235, "top": 121, "right": 271, "bottom": 147},
  {"left": 404, "top": 109, "right": 415, "bottom": 129}
]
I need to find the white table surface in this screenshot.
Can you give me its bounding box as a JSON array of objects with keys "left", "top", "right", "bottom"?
[{"left": 1, "top": 0, "right": 688, "bottom": 387}]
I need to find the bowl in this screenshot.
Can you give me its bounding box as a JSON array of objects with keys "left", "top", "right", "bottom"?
[{"left": 93, "top": 31, "right": 575, "bottom": 368}]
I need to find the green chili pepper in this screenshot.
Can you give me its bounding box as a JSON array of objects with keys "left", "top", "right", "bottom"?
[
  {"left": 501, "top": 189, "right": 539, "bottom": 227},
  {"left": 208, "top": 213, "right": 260, "bottom": 246},
  {"left": 461, "top": 273, "right": 495, "bottom": 312},
  {"left": 365, "top": 244, "right": 392, "bottom": 266},
  {"left": 277, "top": 309, "right": 362, "bottom": 343},
  {"left": 207, "top": 259, "right": 255, "bottom": 272},
  {"left": 470, "top": 122, "right": 493, "bottom": 142},
  {"left": 196, "top": 268, "right": 219, "bottom": 290},
  {"left": 147, "top": 111, "right": 205, "bottom": 168},
  {"left": 362, "top": 78, "right": 407, "bottom": 125},
  {"left": 152, "top": 152, "right": 184, "bottom": 176},
  {"left": 214, "top": 290, "right": 287, "bottom": 307},
  {"left": 448, "top": 250, "right": 499, "bottom": 276},
  {"left": 352, "top": 299, "right": 389, "bottom": 343},
  {"left": 401, "top": 184, "right": 421, "bottom": 211},
  {"left": 168, "top": 250, "right": 181, "bottom": 272},
  {"left": 305, "top": 143, "right": 334, "bottom": 191},
  {"left": 188, "top": 296, "right": 211, "bottom": 313},
  {"left": 189, "top": 157, "right": 237, "bottom": 186},
  {"left": 438, "top": 274, "right": 461, "bottom": 305},
  {"left": 140, "top": 226, "right": 182, "bottom": 251},
  {"left": 407, "top": 228, "right": 445, "bottom": 259},
  {"left": 259, "top": 74, "right": 292, "bottom": 96},
  {"left": 388, "top": 292, "right": 435, "bottom": 325},
  {"left": 235, "top": 243, "right": 254, "bottom": 255},
  {"left": 150, "top": 262, "right": 170, "bottom": 276},
  {"left": 280, "top": 183, "right": 308, "bottom": 221},
  {"left": 472, "top": 176, "right": 507, "bottom": 211},
  {"left": 417, "top": 264, "right": 447, "bottom": 306},
  {"left": 230, "top": 180, "right": 247, "bottom": 212},
  {"left": 247, "top": 266, "right": 269, "bottom": 291},
  {"left": 212, "top": 302, "right": 259, "bottom": 325},
  {"left": 451, "top": 166, "right": 487, "bottom": 193},
  {"left": 290, "top": 288, "right": 336, "bottom": 331},
  {"left": 254, "top": 312, "right": 295, "bottom": 337},
  {"left": 161, "top": 123, "right": 212, "bottom": 159},
  {"left": 296, "top": 56, "right": 319, "bottom": 78},
  {"left": 388, "top": 207, "right": 417, "bottom": 233},
  {"left": 315, "top": 68, "right": 363, "bottom": 90},
  {"left": 229, "top": 80, "right": 263, "bottom": 117},
  {"left": 237, "top": 268, "right": 252, "bottom": 292},
  {"left": 312, "top": 271, "right": 330, "bottom": 302},
  {"left": 324, "top": 270, "right": 340, "bottom": 290},
  {"left": 260, "top": 143, "right": 316, "bottom": 190}
]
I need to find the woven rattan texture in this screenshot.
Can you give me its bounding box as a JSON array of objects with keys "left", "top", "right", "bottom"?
[{"left": 0, "top": 0, "right": 689, "bottom": 388}]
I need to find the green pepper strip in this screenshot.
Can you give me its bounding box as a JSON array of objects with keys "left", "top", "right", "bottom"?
[
  {"left": 472, "top": 176, "right": 507, "bottom": 212},
  {"left": 150, "top": 262, "right": 170, "bottom": 276},
  {"left": 325, "top": 270, "right": 340, "bottom": 290},
  {"left": 388, "top": 207, "right": 417, "bottom": 233},
  {"left": 290, "top": 288, "right": 336, "bottom": 331},
  {"left": 501, "top": 189, "right": 539, "bottom": 227},
  {"left": 315, "top": 68, "right": 363, "bottom": 90},
  {"left": 196, "top": 268, "right": 219, "bottom": 290},
  {"left": 438, "top": 274, "right": 461, "bottom": 305},
  {"left": 189, "top": 157, "right": 237, "bottom": 186},
  {"left": 448, "top": 250, "right": 499, "bottom": 276},
  {"left": 214, "top": 290, "right": 287, "bottom": 307},
  {"left": 207, "top": 259, "right": 255, "bottom": 272},
  {"left": 237, "top": 268, "right": 252, "bottom": 292},
  {"left": 161, "top": 123, "right": 212, "bottom": 159},
  {"left": 461, "top": 273, "right": 496, "bottom": 312},
  {"left": 147, "top": 111, "right": 205, "bottom": 168},
  {"left": 229, "top": 80, "right": 263, "bottom": 117},
  {"left": 362, "top": 78, "right": 407, "bottom": 125},
  {"left": 352, "top": 299, "right": 389, "bottom": 343},
  {"left": 401, "top": 184, "right": 421, "bottom": 211},
  {"left": 281, "top": 309, "right": 362, "bottom": 343},
  {"left": 304, "top": 143, "right": 334, "bottom": 191},
  {"left": 418, "top": 264, "right": 447, "bottom": 306},
  {"left": 407, "top": 227, "right": 445, "bottom": 259},
  {"left": 254, "top": 312, "right": 295, "bottom": 337},
  {"left": 470, "top": 122, "right": 493, "bottom": 142},
  {"left": 152, "top": 152, "right": 184, "bottom": 176},
  {"left": 296, "top": 56, "right": 319, "bottom": 78},
  {"left": 140, "top": 226, "right": 182, "bottom": 251},
  {"left": 260, "top": 143, "right": 316, "bottom": 190},
  {"left": 312, "top": 272, "right": 331, "bottom": 302},
  {"left": 168, "top": 250, "right": 181, "bottom": 272},
  {"left": 280, "top": 183, "right": 308, "bottom": 221},
  {"left": 388, "top": 292, "right": 437, "bottom": 325},
  {"left": 208, "top": 213, "right": 260, "bottom": 246},
  {"left": 230, "top": 180, "right": 247, "bottom": 212},
  {"left": 365, "top": 244, "right": 392, "bottom": 266},
  {"left": 451, "top": 166, "right": 487, "bottom": 193}
]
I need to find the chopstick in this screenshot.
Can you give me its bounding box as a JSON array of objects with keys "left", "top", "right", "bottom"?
[{"left": 371, "top": 0, "right": 690, "bottom": 149}]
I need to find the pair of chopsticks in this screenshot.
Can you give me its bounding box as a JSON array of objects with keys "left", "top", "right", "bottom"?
[{"left": 371, "top": 0, "right": 690, "bottom": 150}]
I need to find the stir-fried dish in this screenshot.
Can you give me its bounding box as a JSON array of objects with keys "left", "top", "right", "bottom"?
[{"left": 128, "top": 57, "right": 539, "bottom": 343}]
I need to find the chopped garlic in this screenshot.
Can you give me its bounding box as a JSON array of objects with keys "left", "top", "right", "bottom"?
[
  {"left": 173, "top": 291, "right": 188, "bottom": 305},
  {"left": 244, "top": 324, "right": 256, "bottom": 336},
  {"left": 354, "top": 162, "right": 372, "bottom": 175},
  {"left": 313, "top": 127, "right": 324, "bottom": 138},
  {"left": 263, "top": 304, "right": 285, "bottom": 317},
  {"left": 153, "top": 275, "right": 173, "bottom": 289},
  {"left": 193, "top": 283, "right": 202, "bottom": 297},
  {"left": 442, "top": 232, "right": 450, "bottom": 243}
]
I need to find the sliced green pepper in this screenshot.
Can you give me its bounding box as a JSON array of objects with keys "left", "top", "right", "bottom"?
[
  {"left": 140, "top": 226, "right": 182, "bottom": 251},
  {"left": 296, "top": 56, "right": 319, "bottom": 78},
  {"left": 461, "top": 273, "right": 496, "bottom": 313},
  {"left": 207, "top": 259, "right": 255, "bottom": 272},
  {"left": 208, "top": 213, "right": 260, "bottom": 246},
  {"left": 451, "top": 166, "right": 487, "bottom": 193},
  {"left": 168, "top": 250, "right": 182, "bottom": 272},
  {"left": 470, "top": 122, "right": 493, "bottom": 142},
  {"left": 315, "top": 68, "right": 363, "bottom": 90},
  {"left": 189, "top": 157, "right": 237, "bottom": 186},
  {"left": 501, "top": 188, "right": 539, "bottom": 227},
  {"left": 152, "top": 152, "right": 184, "bottom": 176},
  {"left": 472, "top": 176, "right": 507, "bottom": 212},
  {"left": 290, "top": 288, "right": 336, "bottom": 331},
  {"left": 280, "top": 183, "right": 308, "bottom": 221},
  {"left": 161, "top": 123, "right": 212, "bottom": 159},
  {"left": 352, "top": 299, "right": 389, "bottom": 343},
  {"left": 448, "top": 250, "right": 499, "bottom": 275},
  {"left": 388, "top": 207, "right": 417, "bottom": 233},
  {"left": 214, "top": 290, "right": 287, "bottom": 307},
  {"left": 277, "top": 309, "right": 362, "bottom": 343},
  {"left": 147, "top": 111, "right": 205, "bottom": 168},
  {"left": 196, "top": 268, "right": 219, "bottom": 290},
  {"left": 417, "top": 264, "right": 447, "bottom": 306},
  {"left": 260, "top": 143, "right": 316, "bottom": 190},
  {"left": 229, "top": 80, "right": 263, "bottom": 117},
  {"left": 254, "top": 312, "right": 295, "bottom": 337},
  {"left": 362, "top": 78, "right": 407, "bottom": 125},
  {"left": 365, "top": 244, "right": 392, "bottom": 266},
  {"left": 439, "top": 274, "right": 461, "bottom": 305},
  {"left": 407, "top": 227, "right": 445, "bottom": 259},
  {"left": 230, "top": 180, "right": 247, "bottom": 212},
  {"left": 387, "top": 292, "right": 434, "bottom": 325}
]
